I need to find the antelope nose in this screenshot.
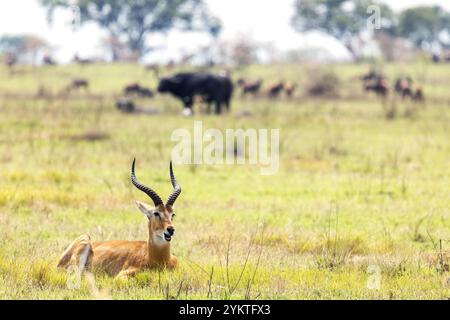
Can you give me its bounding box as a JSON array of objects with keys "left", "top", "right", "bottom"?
[{"left": 167, "top": 226, "right": 175, "bottom": 236}]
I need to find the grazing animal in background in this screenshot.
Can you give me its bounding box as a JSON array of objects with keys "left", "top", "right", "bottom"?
[
  {"left": 116, "top": 98, "right": 136, "bottom": 113},
  {"left": 157, "top": 72, "right": 233, "bottom": 115},
  {"left": 124, "top": 83, "right": 155, "bottom": 98},
  {"left": 237, "top": 78, "right": 263, "bottom": 96},
  {"left": 124, "top": 83, "right": 142, "bottom": 95},
  {"left": 412, "top": 87, "right": 424, "bottom": 102},
  {"left": 5, "top": 53, "right": 17, "bottom": 69},
  {"left": 73, "top": 54, "right": 93, "bottom": 65},
  {"left": 284, "top": 82, "right": 297, "bottom": 98},
  {"left": 66, "top": 78, "right": 89, "bottom": 93},
  {"left": 236, "top": 77, "right": 246, "bottom": 86},
  {"left": 395, "top": 77, "right": 413, "bottom": 99},
  {"left": 57, "top": 159, "right": 181, "bottom": 277},
  {"left": 43, "top": 55, "right": 56, "bottom": 66},
  {"left": 364, "top": 76, "right": 389, "bottom": 97},
  {"left": 394, "top": 77, "right": 424, "bottom": 102},
  {"left": 361, "top": 70, "right": 388, "bottom": 97},
  {"left": 138, "top": 87, "right": 154, "bottom": 98},
  {"left": 215, "top": 74, "right": 233, "bottom": 113},
  {"left": 267, "top": 81, "right": 285, "bottom": 98},
  {"left": 432, "top": 53, "right": 441, "bottom": 63}
]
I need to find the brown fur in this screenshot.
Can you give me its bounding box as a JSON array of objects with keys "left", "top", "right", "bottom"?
[
  {"left": 268, "top": 81, "right": 285, "bottom": 98},
  {"left": 65, "top": 78, "right": 89, "bottom": 94},
  {"left": 364, "top": 77, "right": 389, "bottom": 97},
  {"left": 237, "top": 78, "right": 263, "bottom": 96},
  {"left": 412, "top": 87, "right": 424, "bottom": 102},
  {"left": 284, "top": 82, "right": 297, "bottom": 98},
  {"left": 57, "top": 202, "right": 177, "bottom": 277}
]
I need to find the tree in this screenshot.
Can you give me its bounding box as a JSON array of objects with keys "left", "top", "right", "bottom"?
[
  {"left": 0, "top": 36, "right": 24, "bottom": 54},
  {"left": 0, "top": 35, "right": 49, "bottom": 65},
  {"left": 40, "top": 0, "right": 221, "bottom": 59},
  {"left": 291, "top": 0, "right": 396, "bottom": 59},
  {"left": 397, "top": 6, "right": 450, "bottom": 50},
  {"left": 228, "top": 34, "right": 259, "bottom": 66}
]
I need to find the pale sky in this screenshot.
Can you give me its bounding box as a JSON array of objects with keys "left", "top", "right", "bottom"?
[{"left": 0, "top": 0, "right": 449, "bottom": 63}]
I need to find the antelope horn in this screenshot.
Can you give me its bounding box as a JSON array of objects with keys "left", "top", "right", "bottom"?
[
  {"left": 131, "top": 159, "right": 163, "bottom": 207},
  {"left": 166, "top": 161, "right": 181, "bottom": 207}
]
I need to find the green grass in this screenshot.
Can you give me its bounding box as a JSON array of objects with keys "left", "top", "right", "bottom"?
[{"left": 0, "top": 62, "right": 449, "bottom": 299}]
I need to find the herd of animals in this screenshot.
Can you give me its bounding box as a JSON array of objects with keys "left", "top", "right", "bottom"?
[
  {"left": 361, "top": 70, "right": 424, "bottom": 102},
  {"left": 114, "top": 70, "right": 425, "bottom": 115},
  {"left": 432, "top": 52, "right": 450, "bottom": 63},
  {"left": 116, "top": 72, "right": 300, "bottom": 115},
  {"left": 28, "top": 69, "right": 432, "bottom": 116},
  {"left": 3, "top": 52, "right": 427, "bottom": 115}
]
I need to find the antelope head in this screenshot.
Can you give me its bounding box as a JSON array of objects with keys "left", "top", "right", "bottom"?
[{"left": 131, "top": 159, "right": 181, "bottom": 246}]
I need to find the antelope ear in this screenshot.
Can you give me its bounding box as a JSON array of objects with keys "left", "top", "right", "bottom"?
[{"left": 135, "top": 200, "right": 153, "bottom": 219}]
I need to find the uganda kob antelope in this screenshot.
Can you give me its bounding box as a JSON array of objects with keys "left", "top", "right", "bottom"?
[{"left": 58, "top": 159, "right": 181, "bottom": 277}]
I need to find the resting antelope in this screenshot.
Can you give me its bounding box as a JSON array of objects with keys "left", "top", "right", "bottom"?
[{"left": 57, "top": 159, "right": 181, "bottom": 277}]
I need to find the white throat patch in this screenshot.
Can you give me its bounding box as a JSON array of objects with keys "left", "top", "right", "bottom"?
[{"left": 153, "top": 232, "right": 167, "bottom": 246}]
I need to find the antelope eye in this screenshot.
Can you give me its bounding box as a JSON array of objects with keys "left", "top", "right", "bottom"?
[
  {"left": 172, "top": 213, "right": 176, "bottom": 219},
  {"left": 153, "top": 212, "right": 161, "bottom": 218}
]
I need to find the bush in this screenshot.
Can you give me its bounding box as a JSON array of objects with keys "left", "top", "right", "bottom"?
[{"left": 307, "top": 70, "right": 341, "bottom": 97}]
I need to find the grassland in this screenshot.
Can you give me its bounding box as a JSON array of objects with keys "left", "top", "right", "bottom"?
[{"left": 0, "top": 61, "right": 449, "bottom": 299}]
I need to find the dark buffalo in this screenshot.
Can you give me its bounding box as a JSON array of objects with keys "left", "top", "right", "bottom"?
[{"left": 157, "top": 72, "right": 233, "bottom": 115}]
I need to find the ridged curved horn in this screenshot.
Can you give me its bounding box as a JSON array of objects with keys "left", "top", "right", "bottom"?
[
  {"left": 166, "top": 161, "right": 181, "bottom": 207},
  {"left": 131, "top": 159, "right": 163, "bottom": 206}
]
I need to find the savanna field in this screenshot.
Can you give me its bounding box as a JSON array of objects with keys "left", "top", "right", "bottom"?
[{"left": 0, "top": 61, "right": 449, "bottom": 299}]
